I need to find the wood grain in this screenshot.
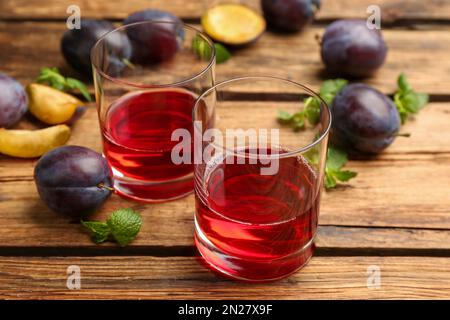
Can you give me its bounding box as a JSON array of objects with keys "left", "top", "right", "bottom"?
[
  {"left": 1, "top": 256, "right": 449, "bottom": 299},
  {"left": 1, "top": 0, "right": 450, "bottom": 22},
  {"left": 1, "top": 22, "right": 450, "bottom": 95},
  {"left": 1, "top": 154, "right": 449, "bottom": 249}
]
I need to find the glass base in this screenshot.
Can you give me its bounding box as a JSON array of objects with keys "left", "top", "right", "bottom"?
[
  {"left": 112, "top": 168, "right": 194, "bottom": 203},
  {"left": 194, "top": 218, "right": 315, "bottom": 282}
]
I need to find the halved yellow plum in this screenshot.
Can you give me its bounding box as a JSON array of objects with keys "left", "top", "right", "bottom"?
[{"left": 201, "top": 3, "right": 266, "bottom": 46}]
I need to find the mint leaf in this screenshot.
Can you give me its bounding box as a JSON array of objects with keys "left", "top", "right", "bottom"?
[
  {"left": 81, "top": 208, "right": 142, "bottom": 246},
  {"left": 81, "top": 221, "right": 110, "bottom": 244},
  {"left": 319, "top": 79, "right": 348, "bottom": 105},
  {"left": 214, "top": 43, "right": 231, "bottom": 64},
  {"left": 106, "top": 208, "right": 142, "bottom": 247},
  {"left": 324, "top": 148, "right": 357, "bottom": 190},
  {"left": 324, "top": 172, "right": 337, "bottom": 189},
  {"left": 277, "top": 110, "right": 293, "bottom": 122},
  {"left": 394, "top": 73, "right": 428, "bottom": 124},
  {"left": 333, "top": 170, "right": 358, "bottom": 182},
  {"left": 304, "top": 97, "right": 321, "bottom": 124},
  {"left": 66, "top": 78, "right": 92, "bottom": 102},
  {"left": 192, "top": 36, "right": 230, "bottom": 64},
  {"left": 281, "top": 78, "right": 348, "bottom": 130},
  {"left": 326, "top": 147, "right": 348, "bottom": 171},
  {"left": 36, "top": 67, "right": 92, "bottom": 101}
]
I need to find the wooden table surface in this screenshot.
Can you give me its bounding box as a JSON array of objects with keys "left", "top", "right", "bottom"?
[{"left": 1, "top": 0, "right": 450, "bottom": 299}]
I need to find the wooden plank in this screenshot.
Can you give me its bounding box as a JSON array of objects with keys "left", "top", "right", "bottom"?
[
  {"left": 1, "top": 101, "right": 449, "bottom": 179},
  {"left": 0, "top": 256, "right": 449, "bottom": 299},
  {"left": 1, "top": 22, "right": 450, "bottom": 95},
  {"left": 1, "top": 0, "right": 450, "bottom": 21},
  {"left": 0, "top": 152, "right": 449, "bottom": 249}
]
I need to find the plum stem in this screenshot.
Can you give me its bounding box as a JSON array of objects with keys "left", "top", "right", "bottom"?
[
  {"left": 97, "top": 183, "right": 115, "bottom": 192},
  {"left": 395, "top": 132, "right": 411, "bottom": 138},
  {"left": 122, "top": 58, "right": 136, "bottom": 70}
]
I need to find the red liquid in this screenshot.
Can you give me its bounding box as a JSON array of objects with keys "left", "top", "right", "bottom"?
[
  {"left": 195, "top": 149, "right": 320, "bottom": 281},
  {"left": 103, "top": 88, "right": 195, "bottom": 201}
]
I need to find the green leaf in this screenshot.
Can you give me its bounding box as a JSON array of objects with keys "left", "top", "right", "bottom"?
[
  {"left": 36, "top": 67, "right": 92, "bottom": 101},
  {"left": 324, "top": 172, "right": 337, "bottom": 189},
  {"left": 192, "top": 36, "right": 231, "bottom": 64},
  {"left": 277, "top": 110, "right": 293, "bottom": 122},
  {"left": 324, "top": 148, "right": 357, "bottom": 190},
  {"left": 214, "top": 43, "right": 231, "bottom": 64},
  {"left": 333, "top": 170, "right": 358, "bottom": 182},
  {"left": 81, "top": 221, "right": 110, "bottom": 244},
  {"left": 66, "top": 78, "right": 92, "bottom": 101},
  {"left": 397, "top": 73, "right": 411, "bottom": 92},
  {"left": 319, "top": 79, "right": 348, "bottom": 105},
  {"left": 304, "top": 97, "right": 321, "bottom": 125},
  {"left": 192, "top": 35, "right": 213, "bottom": 60},
  {"left": 326, "top": 147, "right": 348, "bottom": 171},
  {"left": 394, "top": 73, "right": 428, "bottom": 124},
  {"left": 106, "top": 208, "right": 142, "bottom": 247}
]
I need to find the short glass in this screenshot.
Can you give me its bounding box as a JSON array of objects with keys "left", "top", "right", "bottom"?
[
  {"left": 91, "top": 21, "right": 215, "bottom": 202},
  {"left": 193, "top": 77, "right": 331, "bottom": 281}
]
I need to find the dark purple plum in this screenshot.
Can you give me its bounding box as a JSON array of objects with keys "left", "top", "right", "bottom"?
[
  {"left": 34, "top": 146, "right": 113, "bottom": 217},
  {"left": 321, "top": 20, "right": 387, "bottom": 78},
  {"left": 123, "top": 10, "right": 181, "bottom": 65},
  {"left": 330, "top": 83, "right": 400, "bottom": 155},
  {"left": 124, "top": 9, "right": 182, "bottom": 28},
  {"left": 62, "top": 19, "right": 132, "bottom": 77},
  {"left": 0, "top": 73, "right": 28, "bottom": 128},
  {"left": 261, "top": 0, "right": 321, "bottom": 32}
]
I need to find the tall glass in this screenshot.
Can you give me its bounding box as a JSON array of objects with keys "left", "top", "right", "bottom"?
[
  {"left": 91, "top": 21, "right": 215, "bottom": 202},
  {"left": 193, "top": 77, "right": 331, "bottom": 281}
]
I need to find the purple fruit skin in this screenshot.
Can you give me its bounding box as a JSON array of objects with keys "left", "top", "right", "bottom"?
[
  {"left": 321, "top": 20, "right": 387, "bottom": 77},
  {"left": 34, "top": 146, "right": 113, "bottom": 217},
  {"left": 331, "top": 83, "right": 400, "bottom": 154},
  {"left": 123, "top": 9, "right": 182, "bottom": 26},
  {"left": 0, "top": 73, "right": 28, "bottom": 128},
  {"left": 61, "top": 19, "right": 131, "bottom": 77},
  {"left": 262, "top": 0, "right": 321, "bottom": 32},
  {"left": 123, "top": 10, "right": 182, "bottom": 65}
]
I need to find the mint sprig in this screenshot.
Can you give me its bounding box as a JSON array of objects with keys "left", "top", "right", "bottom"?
[
  {"left": 192, "top": 35, "right": 231, "bottom": 64},
  {"left": 278, "top": 79, "right": 348, "bottom": 129},
  {"left": 305, "top": 146, "right": 357, "bottom": 190},
  {"left": 394, "top": 73, "right": 429, "bottom": 124},
  {"left": 81, "top": 208, "right": 142, "bottom": 247},
  {"left": 324, "top": 148, "right": 357, "bottom": 189},
  {"left": 36, "top": 67, "right": 92, "bottom": 101}
]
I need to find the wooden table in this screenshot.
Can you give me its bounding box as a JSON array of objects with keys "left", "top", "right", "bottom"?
[{"left": 1, "top": 0, "right": 450, "bottom": 299}]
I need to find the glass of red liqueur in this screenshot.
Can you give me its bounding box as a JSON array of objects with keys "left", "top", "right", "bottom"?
[
  {"left": 193, "top": 77, "right": 331, "bottom": 281},
  {"left": 91, "top": 21, "right": 215, "bottom": 202}
]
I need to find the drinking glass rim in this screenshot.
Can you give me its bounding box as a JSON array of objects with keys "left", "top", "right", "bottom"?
[
  {"left": 90, "top": 20, "right": 216, "bottom": 88},
  {"left": 192, "top": 76, "right": 332, "bottom": 159}
]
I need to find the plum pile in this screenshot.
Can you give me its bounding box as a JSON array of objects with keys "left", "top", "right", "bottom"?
[
  {"left": 262, "top": 0, "right": 321, "bottom": 32},
  {"left": 321, "top": 20, "right": 387, "bottom": 78},
  {"left": 34, "top": 146, "right": 112, "bottom": 217},
  {"left": 330, "top": 83, "right": 401, "bottom": 154},
  {"left": 0, "top": 73, "right": 28, "bottom": 128}
]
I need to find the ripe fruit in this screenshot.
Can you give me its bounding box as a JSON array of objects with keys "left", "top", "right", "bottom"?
[
  {"left": 34, "top": 146, "right": 112, "bottom": 217},
  {"left": 125, "top": 18, "right": 179, "bottom": 65},
  {"left": 321, "top": 20, "right": 387, "bottom": 78},
  {"left": 0, "top": 73, "right": 28, "bottom": 128},
  {"left": 26, "top": 83, "right": 82, "bottom": 125},
  {"left": 330, "top": 83, "right": 400, "bottom": 154},
  {"left": 61, "top": 19, "right": 132, "bottom": 77},
  {"left": 124, "top": 9, "right": 182, "bottom": 27},
  {"left": 201, "top": 3, "right": 266, "bottom": 46},
  {"left": 0, "top": 125, "right": 70, "bottom": 158},
  {"left": 261, "top": 0, "right": 321, "bottom": 32}
]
